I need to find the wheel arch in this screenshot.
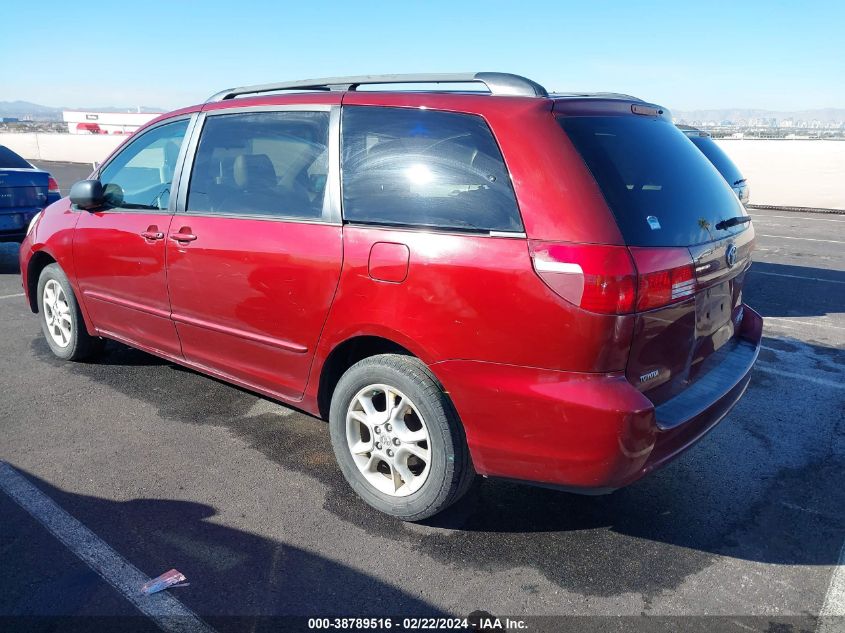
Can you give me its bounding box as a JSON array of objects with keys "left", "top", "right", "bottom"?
[
  {"left": 26, "top": 250, "right": 58, "bottom": 313},
  {"left": 316, "top": 335, "right": 417, "bottom": 420}
]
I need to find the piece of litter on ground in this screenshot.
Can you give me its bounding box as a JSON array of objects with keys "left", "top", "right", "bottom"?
[{"left": 141, "top": 569, "right": 187, "bottom": 595}]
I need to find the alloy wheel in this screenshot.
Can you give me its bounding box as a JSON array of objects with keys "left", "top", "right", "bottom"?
[
  {"left": 42, "top": 279, "right": 72, "bottom": 348},
  {"left": 345, "top": 384, "right": 432, "bottom": 496}
]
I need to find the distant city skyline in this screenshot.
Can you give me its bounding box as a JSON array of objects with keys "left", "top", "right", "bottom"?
[{"left": 2, "top": 0, "right": 843, "bottom": 112}]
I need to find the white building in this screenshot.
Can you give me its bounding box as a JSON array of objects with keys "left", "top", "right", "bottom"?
[{"left": 63, "top": 111, "right": 159, "bottom": 135}]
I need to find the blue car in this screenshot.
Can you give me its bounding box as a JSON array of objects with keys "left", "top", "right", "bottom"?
[
  {"left": 0, "top": 145, "right": 61, "bottom": 242},
  {"left": 678, "top": 126, "right": 750, "bottom": 205}
]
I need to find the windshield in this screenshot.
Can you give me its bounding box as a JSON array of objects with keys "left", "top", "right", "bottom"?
[
  {"left": 558, "top": 115, "right": 748, "bottom": 247},
  {"left": 687, "top": 134, "right": 746, "bottom": 186}
]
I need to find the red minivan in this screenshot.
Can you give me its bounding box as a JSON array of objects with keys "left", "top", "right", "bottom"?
[{"left": 19, "top": 73, "right": 762, "bottom": 520}]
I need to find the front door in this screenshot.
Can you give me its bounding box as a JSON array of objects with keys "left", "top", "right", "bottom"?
[
  {"left": 73, "top": 116, "right": 192, "bottom": 357},
  {"left": 165, "top": 106, "right": 343, "bottom": 400}
]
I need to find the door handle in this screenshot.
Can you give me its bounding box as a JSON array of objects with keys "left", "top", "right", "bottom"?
[
  {"left": 140, "top": 226, "right": 164, "bottom": 241},
  {"left": 169, "top": 230, "right": 198, "bottom": 243}
]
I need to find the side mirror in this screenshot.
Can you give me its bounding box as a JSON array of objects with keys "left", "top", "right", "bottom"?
[{"left": 69, "top": 180, "right": 105, "bottom": 211}]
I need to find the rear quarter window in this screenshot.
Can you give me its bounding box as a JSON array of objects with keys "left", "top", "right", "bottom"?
[
  {"left": 341, "top": 106, "right": 523, "bottom": 233},
  {"left": 558, "top": 115, "right": 747, "bottom": 247}
]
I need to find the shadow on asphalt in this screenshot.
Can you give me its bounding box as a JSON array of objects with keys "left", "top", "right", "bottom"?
[
  {"left": 3, "top": 466, "right": 445, "bottom": 630},
  {"left": 24, "top": 331, "right": 845, "bottom": 602},
  {"left": 4, "top": 248, "right": 845, "bottom": 601}
]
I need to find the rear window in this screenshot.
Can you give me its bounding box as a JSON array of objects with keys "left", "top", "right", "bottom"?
[
  {"left": 558, "top": 116, "right": 747, "bottom": 247},
  {"left": 342, "top": 106, "right": 523, "bottom": 233},
  {"left": 687, "top": 134, "right": 745, "bottom": 187},
  {"left": 0, "top": 146, "right": 32, "bottom": 169}
]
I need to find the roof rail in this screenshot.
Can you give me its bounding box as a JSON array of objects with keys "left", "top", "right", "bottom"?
[
  {"left": 207, "top": 72, "right": 548, "bottom": 102},
  {"left": 550, "top": 91, "right": 643, "bottom": 102}
]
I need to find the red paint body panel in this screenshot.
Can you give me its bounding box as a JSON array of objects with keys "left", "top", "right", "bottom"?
[
  {"left": 433, "top": 305, "right": 763, "bottom": 489},
  {"left": 19, "top": 198, "right": 95, "bottom": 334},
  {"left": 432, "top": 361, "right": 656, "bottom": 487},
  {"left": 73, "top": 211, "right": 181, "bottom": 357},
  {"left": 165, "top": 216, "right": 342, "bottom": 400},
  {"left": 20, "top": 88, "right": 762, "bottom": 496},
  {"left": 316, "top": 226, "right": 634, "bottom": 372}
]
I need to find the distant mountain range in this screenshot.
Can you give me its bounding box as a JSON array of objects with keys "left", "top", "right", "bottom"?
[
  {"left": 671, "top": 107, "right": 845, "bottom": 123},
  {"left": 0, "top": 101, "right": 165, "bottom": 120}
]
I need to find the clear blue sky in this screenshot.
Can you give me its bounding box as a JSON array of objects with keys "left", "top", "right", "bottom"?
[{"left": 1, "top": 0, "right": 842, "bottom": 112}]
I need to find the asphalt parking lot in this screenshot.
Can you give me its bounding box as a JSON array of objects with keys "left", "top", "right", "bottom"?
[{"left": 1, "top": 161, "right": 843, "bottom": 632}]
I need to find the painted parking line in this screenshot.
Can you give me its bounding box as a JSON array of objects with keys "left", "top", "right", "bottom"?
[
  {"left": 0, "top": 292, "right": 25, "bottom": 300},
  {"left": 0, "top": 462, "right": 216, "bottom": 633},
  {"left": 757, "top": 234, "right": 845, "bottom": 245},
  {"left": 755, "top": 365, "right": 845, "bottom": 390},
  {"left": 753, "top": 271, "right": 845, "bottom": 285},
  {"left": 818, "top": 540, "right": 845, "bottom": 632},
  {"left": 765, "top": 317, "right": 845, "bottom": 331},
  {"left": 753, "top": 214, "right": 845, "bottom": 223}
]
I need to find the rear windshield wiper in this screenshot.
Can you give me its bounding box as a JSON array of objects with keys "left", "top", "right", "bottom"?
[{"left": 715, "top": 215, "right": 752, "bottom": 230}]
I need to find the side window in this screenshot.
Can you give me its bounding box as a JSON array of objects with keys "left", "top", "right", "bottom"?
[
  {"left": 186, "top": 111, "right": 330, "bottom": 219},
  {"left": 98, "top": 119, "right": 189, "bottom": 211},
  {"left": 341, "top": 106, "right": 522, "bottom": 232}
]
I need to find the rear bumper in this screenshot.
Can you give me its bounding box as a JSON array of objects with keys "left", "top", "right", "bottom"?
[{"left": 432, "top": 304, "right": 763, "bottom": 491}]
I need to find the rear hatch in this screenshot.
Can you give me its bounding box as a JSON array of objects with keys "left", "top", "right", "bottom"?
[{"left": 556, "top": 106, "right": 754, "bottom": 406}]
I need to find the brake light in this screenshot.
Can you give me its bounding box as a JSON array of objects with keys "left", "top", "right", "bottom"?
[
  {"left": 629, "top": 247, "right": 696, "bottom": 311},
  {"left": 47, "top": 176, "right": 60, "bottom": 194},
  {"left": 530, "top": 242, "right": 637, "bottom": 314}
]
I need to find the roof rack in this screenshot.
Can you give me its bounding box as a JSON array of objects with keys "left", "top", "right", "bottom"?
[
  {"left": 207, "top": 72, "right": 549, "bottom": 102},
  {"left": 549, "top": 91, "right": 643, "bottom": 102}
]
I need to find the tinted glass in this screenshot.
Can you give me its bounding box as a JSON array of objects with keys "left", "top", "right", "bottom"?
[
  {"left": 187, "top": 111, "right": 329, "bottom": 219},
  {"left": 342, "top": 107, "right": 522, "bottom": 232},
  {"left": 688, "top": 134, "right": 745, "bottom": 186},
  {"left": 99, "top": 119, "right": 189, "bottom": 210},
  {"left": 0, "top": 145, "right": 32, "bottom": 169},
  {"left": 558, "top": 116, "right": 747, "bottom": 247}
]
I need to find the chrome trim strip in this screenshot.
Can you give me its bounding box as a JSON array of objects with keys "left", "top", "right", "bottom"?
[{"left": 325, "top": 106, "right": 342, "bottom": 224}]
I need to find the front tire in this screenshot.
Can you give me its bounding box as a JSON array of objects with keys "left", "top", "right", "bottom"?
[
  {"left": 329, "top": 354, "right": 474, "bottom": 521},
  {"left": 37, "top": 263, "right": 103, "bottom": 361}
]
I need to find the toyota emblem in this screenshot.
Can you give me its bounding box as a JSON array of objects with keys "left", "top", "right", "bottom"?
[{"left": 726, "top": 243, "right": 737, "bottom": 267}]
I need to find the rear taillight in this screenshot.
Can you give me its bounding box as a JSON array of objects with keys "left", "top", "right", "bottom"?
[
  {"left": 629, "top": 247, "right": 696, "bottom": 311},
  {"left": 530, "top": 242, "right": 637, "bottom": 314},
  {"left": 530, "top": 242, "right": 697, "bottom": 314},
  {"left": 47, "top": 176, "right": 60, "bottom": 194}
]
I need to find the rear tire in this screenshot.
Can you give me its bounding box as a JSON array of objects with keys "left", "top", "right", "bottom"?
[
  {"left": 329, "top": 354, "right": 474, "bottom": 521},
  {"left": 37, "top": 263, "right": 104, "bottom": 361}
]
